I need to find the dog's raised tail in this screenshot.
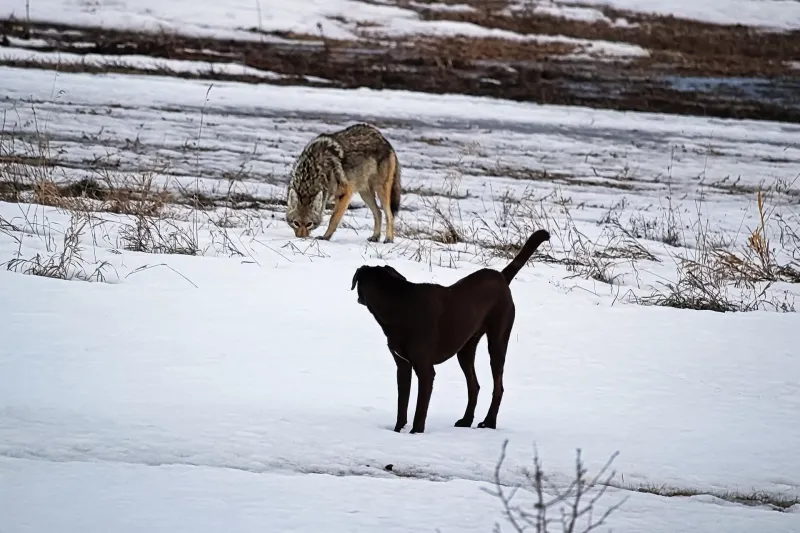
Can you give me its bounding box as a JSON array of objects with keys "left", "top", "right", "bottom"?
[{"left": 501, "top": 229, "right": 550, "bottom": 284}]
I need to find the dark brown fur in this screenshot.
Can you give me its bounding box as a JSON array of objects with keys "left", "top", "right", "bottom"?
[{"left": 350, "top": 229, "right": 551, "bottom": 434}]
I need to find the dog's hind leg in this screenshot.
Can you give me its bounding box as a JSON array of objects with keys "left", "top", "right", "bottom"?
[
  {"left": 454, "top": 337, "right": 481, "bottom": 428},
  {"left": 410, "top": 364, "right": 435, "bottom": 434},
  {"left": 392, "top": 352, "right": 412, "bottom": 432},
  {"left": 478, "top": 311, "right": 515, "bottom": 429}
]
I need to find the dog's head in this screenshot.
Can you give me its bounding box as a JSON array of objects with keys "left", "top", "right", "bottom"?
[{"left": 351, "top": 264, "right": 408, "bottom": 306}]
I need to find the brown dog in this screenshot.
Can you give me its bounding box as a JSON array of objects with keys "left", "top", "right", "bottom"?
[{"left": 351, "top": 229, "right": 550, "bottom": 434}]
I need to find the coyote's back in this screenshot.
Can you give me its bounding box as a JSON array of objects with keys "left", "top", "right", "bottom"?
[{"left": 285, "top": 123, "right": 401, "bottom": 242}]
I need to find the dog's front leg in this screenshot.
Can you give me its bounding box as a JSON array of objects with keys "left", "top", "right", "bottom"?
[
  {"left": 410, "top": 365, "right": 435, "bottom": 434},
  {"left": 393, "top": 353, "right": 412, "bottom": 432}
]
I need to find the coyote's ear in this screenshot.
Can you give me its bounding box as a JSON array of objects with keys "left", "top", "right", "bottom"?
[{"left": 351, "top": 266, "right": 366, "bottom": 291}]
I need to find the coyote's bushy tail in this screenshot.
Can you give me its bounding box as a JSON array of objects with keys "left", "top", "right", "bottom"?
[
  {"left": 389, "top": 151, "right": 401, "bottom": 216},
  {"left": 501, "top": 229, "right": 551, "bottom": 284}
]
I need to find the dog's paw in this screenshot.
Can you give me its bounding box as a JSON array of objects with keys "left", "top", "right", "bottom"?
[
  {"left": 409, "top": 427, "right": 425, "bottom": 434},
  {"left": 315, "top": 235, "right": 331, "bottom": 241},
  {"left": 367, "top": 235, "right": 380, "bottom": 243},
  {"left": 477, "top": 420, "right": 497, "bottom": 429},
  {"left": 454, "top": 418, "right": 473, "bottom": 428},
  {"left": 393, "top": 422, "right": 406, "bottom": 433},
  {"left": 383, "top": 237, "right": 394, "bottom": 244}
]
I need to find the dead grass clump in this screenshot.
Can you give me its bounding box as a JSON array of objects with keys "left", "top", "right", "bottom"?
[
  {"left": 118, "top": 214, "right": 199, "bottom": 256},
  {"left": 476, "top": 187, "right": 555, "bottom": 259},
  {"left": 635, "top": 202, "right": 797, "bottom": 313},
  {"left": 711, "top": 189, "right": 800, "bottom": 285},
  {"left": 1, "top": 212, "right": 113, "bottom": 282},
  {"left": 93, "top": 172, "right": 170, "bottom": 217},
  {"left": 619, "top": 482, "right": 799, "bottom": 513},
  {"left": 479, "top": 188, "right": 659, "bottom": 285},
  {"left": 413, "top": 35, "right": 577, "bottom": 63}
]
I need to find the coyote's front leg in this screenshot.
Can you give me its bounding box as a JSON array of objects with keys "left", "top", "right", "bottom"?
[{"left": 318, "top": 182, "right": 353, "bottom": 241}]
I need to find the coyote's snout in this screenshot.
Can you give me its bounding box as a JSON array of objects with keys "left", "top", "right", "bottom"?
[{"left": 285, "top": 123, "right": 401, "bottom": 243}]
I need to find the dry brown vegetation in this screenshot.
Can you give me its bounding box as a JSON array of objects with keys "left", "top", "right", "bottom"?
[
  {"left": 2, "top": 7, "right": 799, "bottom": 122},
  {"left": 0, "top": 117, "right": 277, "bottom": 278}
]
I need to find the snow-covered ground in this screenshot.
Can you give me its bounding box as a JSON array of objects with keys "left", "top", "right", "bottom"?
[
  {"left": 558, "top": 0, "right": 800, "bottom": 30},
  {"left": 0, "top": 45, "right": 314, "bottom": 79},
  {"left": 1, "top": 0, "right": 798, "bottom": 49},
  {"left": 1, "top": 59, "right": 799, "bottom": 532},
  {"left": 1, "top": 198, "right": 799, "bottom": 532}
]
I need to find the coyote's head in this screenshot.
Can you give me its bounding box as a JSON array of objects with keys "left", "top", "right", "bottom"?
[
  {"left": 285, "top": 136, "right": 344, "bottom": 238},
  {"left": 285, "top": 186, "right": 326, "bottom": 238}
]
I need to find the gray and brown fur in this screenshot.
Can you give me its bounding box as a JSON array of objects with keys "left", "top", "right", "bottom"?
[{"left": 285, "top": 123, "right": 401, "bottom": 242}]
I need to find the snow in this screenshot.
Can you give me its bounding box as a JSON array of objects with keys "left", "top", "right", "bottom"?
[
  {"left": 0, "top": 0, "right": 386, "bottom": 41},
  {"left": 1, "top": 63, "right": 800, "bottom": 531},
  {"left": 3, "top": 457, "right": 799, "bottom": 533},
  {"left": 6, "top": 67, "right": 795, "bottom": 144},
  {"left": 366, "top": 18, "right": 649, "bottom": 58},
  {"left": 0, "top": 199, "right": 799, "bottom": 531},
  {"left": 557, "top": 0, "right": 800, "bottom": 30},
  {"left": 505, "top": 0, "right": 630, "bottom": 26},
  {"left": 408, "top": 1, "right": 477, "bottom": 14},
  {"left": 2, "top": 0, "right": 797, "bottom": 56},
  {"left": 0, "top": 0, "right": 650, "bottom": 59},
  {"left": 0, "top": 46, "right": 290, "bottom": 80}
]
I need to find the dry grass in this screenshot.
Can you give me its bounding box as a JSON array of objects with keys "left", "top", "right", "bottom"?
[
  {"left": 616, "top": 481, "right": 799, "bottom": 512},
  {"left": 711, "top": 188, "right": 800, "bottom": 285},
  {"left": 634, "top": 188, "right": 799, "bottom": 313},
  {"left": 0, "top": 209, "right": 114, "bottom": 282}
]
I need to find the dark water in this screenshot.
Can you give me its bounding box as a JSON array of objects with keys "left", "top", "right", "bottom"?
[{"left": 662, "top": 75, "right": 800, "bottom": 110}]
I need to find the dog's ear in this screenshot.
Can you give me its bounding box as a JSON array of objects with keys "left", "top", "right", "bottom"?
[
  {"left": 351, "top": 266, "right": 366, "bottom": 291},
  {"left": 381, "top": 265, "right": 407, "bottom": 281}
]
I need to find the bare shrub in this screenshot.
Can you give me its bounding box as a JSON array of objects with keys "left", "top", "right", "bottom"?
[{"left": 485, "top": 440, "right": 627, "bottom": 533}]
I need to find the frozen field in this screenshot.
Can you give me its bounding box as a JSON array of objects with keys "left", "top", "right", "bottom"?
[
  {"left": 1, "top": 35, "right": 800, "bottom": 533},
  {"left": 2, "top": 0, "right": 799, "bottom": 39}
]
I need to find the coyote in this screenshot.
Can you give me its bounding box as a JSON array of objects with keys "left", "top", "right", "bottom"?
[{"left": 285, "top": 123, "right": 401, "bottom": 243}]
